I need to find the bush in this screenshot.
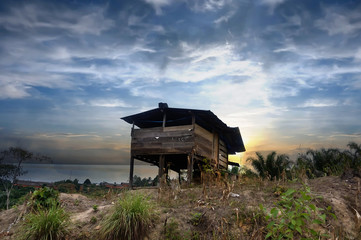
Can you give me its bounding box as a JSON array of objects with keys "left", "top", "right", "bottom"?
[
  {"left": 31, "top": 187, "right": 59, "bottom": 210},
  {"left": 100, "top": 192, "right": 154, "bottom": 240},
  {"left": 260, "top": 185, "right": 334, "bottom": 239},
  {"left": 22, "top": 205, "right": 69, "bottom": 240}
]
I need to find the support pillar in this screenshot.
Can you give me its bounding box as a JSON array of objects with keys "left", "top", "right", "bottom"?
[
  {"left": 129, "top": 155, "right": 134, "bottom": 189},
  {"left": 187, "top": 154, "right": 194, "bottom": 185},
  {"left": 158, "top": 155, "right": 165, "bottom": 187}
]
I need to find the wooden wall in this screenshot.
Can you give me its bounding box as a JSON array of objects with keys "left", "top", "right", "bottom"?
[
  {"left": 131, "top": 124, "right": 228, "bottom": 169},
  {"left": 131, "top": 125, "right": 194, "bottom": 155},
  {"left": 218, "top": 139, "right": 228, "bottom": 169},
  {"left": 194, "top": 124, "right": 213, "bottom": 160}
]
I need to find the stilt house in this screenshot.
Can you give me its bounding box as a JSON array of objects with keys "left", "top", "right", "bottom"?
[{"left": 121, "top": 103, "right": 246, "bottom": 187}]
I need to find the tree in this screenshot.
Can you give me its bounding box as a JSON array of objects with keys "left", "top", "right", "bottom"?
[
  {"left": 0, "top": 147, "right": 39, "bottom": 209},
  {"left": 247, "top": 152, "right": 290, "bottom": 180},
  {"left": 83, "top": 178, "right": 92, "bottom": 185},
  {"left": 346, "top": 142, "right": 361, "bottom": 169}
]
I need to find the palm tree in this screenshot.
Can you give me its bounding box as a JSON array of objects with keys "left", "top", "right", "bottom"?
[
  {"left": 247, "top": 152, "right": 290, "bottom": 180},
  {"left": 346, "top": 142, "right": 361, "bottom": 169},
  {"left": 247, "top": 152, "right": 266, "bottom": 179},
  {"left": 304, "top": 148, "right": 345, "bottom": 176}
]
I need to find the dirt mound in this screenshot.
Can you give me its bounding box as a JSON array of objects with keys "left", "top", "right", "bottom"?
[{"left": 0, "top": 176, "right": 360, "bottom": 239}]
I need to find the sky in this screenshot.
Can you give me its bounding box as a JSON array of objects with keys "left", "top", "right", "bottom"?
[{"left": 0, "top": 0, "right": 361, "bottom": 165}]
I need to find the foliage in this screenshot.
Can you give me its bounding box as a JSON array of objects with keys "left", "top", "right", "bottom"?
[
  {"left": 0, "top": 147, "right": 46, "bottom": 209},
  {"left": 21, "top": 205, "right": 69, "bottom": 240},
  {"left": 83, "top": 178, "right": 92, "bottom": 185},
  {"left": 31, "top": 187, "right": 59, "bottom": 210},
  {"left": 345, "top": 142, "right": 361, "bottom": 169},
  {"left": 100, "top": 192, "right": 155, "bottom": 240},
  {"left": 295, "top": 142, "right": 361, "bottom": 178},
  {"left": 93, "top": 204, "right": 98, "bottom": 212},
  {"left": 90, "top": 216, "right": 97, "bottom": 224},
  {"left": 229, "top": 166, "right": 239, "bottom": 175},
  {"left": 190, "top": 212, "right": 203, "bottom": 226},
  {"left": 260, "top": 185, "right": 333, "bottom": 239},
  {"left": 247, "top": 152, "right": 290, "bottom": 180},
  {"left": 163, "top": 218, "right": 182, "bottom": 240},
  {"left": 133, "top": 175, "right": 156, "bottom": 187},
  {"left": 238, "top": 165, "right": 258, "bottom": 178},
  {"left": 0, "top": 184, "right": 34, "bottom": 209}
]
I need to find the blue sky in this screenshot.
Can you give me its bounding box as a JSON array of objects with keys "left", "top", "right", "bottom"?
[{"left": 0, "top": 0, "right": 361, "bottom": 164}]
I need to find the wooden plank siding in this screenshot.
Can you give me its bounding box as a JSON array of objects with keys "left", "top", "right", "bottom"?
[
  {"left": 218, "top": 139, "right": 228, "bottom": 169},
  {"left": 131, "top": 123, "right": 229, "bottom": 169},
  {"left": 131, "top": 125, "right": 194, "bottom": 155},
  {"left": 194, "top": 124, "right": 213, "bottom": 160}
]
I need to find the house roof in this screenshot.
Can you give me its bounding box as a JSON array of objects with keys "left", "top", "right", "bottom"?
[{"left": 121, "top": 104, "right": 246, "bottom": 154}]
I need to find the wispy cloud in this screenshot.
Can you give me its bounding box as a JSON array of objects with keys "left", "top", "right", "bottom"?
[
  {"left": 315, "top": 6, "right": 361, "bottom": 36},
  {"left": 89, "top": 99, "right": 130, "bottom": 108}
]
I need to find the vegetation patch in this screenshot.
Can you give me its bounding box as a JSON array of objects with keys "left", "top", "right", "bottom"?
[{"left": 99, "top": 192, "right": 155, "bottom": 240}]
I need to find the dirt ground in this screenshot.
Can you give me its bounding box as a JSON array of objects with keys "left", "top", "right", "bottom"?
[{"left": 1, "top": 175, "right": 361, "bottom": 239}]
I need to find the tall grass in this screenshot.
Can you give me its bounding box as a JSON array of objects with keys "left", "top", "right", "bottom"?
[
  {"left": 22, "top": 205, "right": 69, "bottom": 240},
  {"left": 100, "top": 192, "right": 155, "bottom": 240}
]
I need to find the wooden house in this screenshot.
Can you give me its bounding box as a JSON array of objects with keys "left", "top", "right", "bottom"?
[{"left": 121, "top": 103, "right": 245, "bottom": 187}]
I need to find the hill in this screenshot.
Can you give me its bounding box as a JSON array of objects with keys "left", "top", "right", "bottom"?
[{"left": 1, "top": 175, "right": 360, "bottom": 239}]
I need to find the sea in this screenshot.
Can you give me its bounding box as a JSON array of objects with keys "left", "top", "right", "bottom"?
[{"left": 19, "top": 163, "right": 176, "bottom": 184}]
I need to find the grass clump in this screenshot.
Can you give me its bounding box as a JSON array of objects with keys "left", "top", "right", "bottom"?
[
  {"left": 22, "top": 205, "right": 69, "bottom": 240},
  {"left": 100, "top": 192, "right": 155, "bottom": 240},
  {"left": 20, "top": 187, "right": 69, "bottom": 240}
]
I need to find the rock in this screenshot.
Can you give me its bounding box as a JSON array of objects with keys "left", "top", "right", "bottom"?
[{"left": 228, "top": 192, "right": 240, "bottom": 198}]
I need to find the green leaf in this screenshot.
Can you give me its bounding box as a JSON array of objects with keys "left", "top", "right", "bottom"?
[
  {"left": 309, "top": 229, "right": 318, "bottom": 236},
  {"left": 265, "top": 232, "right": 272, "bottom": 239},
  {"left": 284, "top": 189, "right": 296, "bottom": 196},
  {"left": 313, "top": 219, "right": 323, "bottom": 225},
  {"left": 296, "top": 226, "right": 302, "bottom": 234},
  {"left": 259, "top": 204, "right": 264, "bottom": 211},
  {"left": 309, "top": 204, "right": 316, "bottom": 211},
  {"left": 267, "top": 221, "right": 275, "bottom": 228},
  {"left": 271, "top": 208, "right": 279, "bottom": 218},
  {"left": 320, "top": 214, "right": 326, "bottom": 221}
]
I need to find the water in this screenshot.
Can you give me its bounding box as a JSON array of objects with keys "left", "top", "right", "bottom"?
[{"left": 19, "top": 163, "right": 169, "bottom": 184}]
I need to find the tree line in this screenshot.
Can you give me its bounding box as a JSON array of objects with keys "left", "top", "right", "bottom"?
[{"left": 247, "top": 142, "right": 361, "bottom": 180}]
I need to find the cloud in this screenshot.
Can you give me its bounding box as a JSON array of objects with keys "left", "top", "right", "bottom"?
[
  {"left": 144, "top": 0, "right": 173, "bottom": 15},
  {"left": 315, "top": 6, "right": 361, "bottom": 36},
  {"left": 301, "top": 99, "right": 339, "bottom": 108},
  {"left": 0, "top": 3, "right": 114, "bottom": 35},
  {"left": 186, "top": 0, "right": 232, "bottom": 12},
  {"left": 259, "top": 0, "right": 286, "bottom": 14},
  {"left": 89, "top": 99, "right": 130, "bottom": 108}
]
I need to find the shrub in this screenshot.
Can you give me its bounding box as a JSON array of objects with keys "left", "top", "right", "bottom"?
[
  {"left": 31, "top": 187, "right": 59, "bottom": 210},
  {"left": 190, "top": 212, "right": 203, "bottom": 226},
  {"left": 260, "top": 185, "right": 334, "bottom": 239},
  {"left": 164, "top": 219, "right": 182, "bottom": 240},
  {"left": 22, "top": 205, "right": 69, "bottom": 240},
  {"left": 93, "top": 204, "right": 98, "bottom": 212},
  {"left": 99, "top": 192, "right": 154, "bottom": 240}
]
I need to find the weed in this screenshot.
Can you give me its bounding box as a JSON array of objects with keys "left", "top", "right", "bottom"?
[
  {"left": 260, "top": 185, "right": 332, "bottom": 239},
  {"left": 164, "top": 218, "right": 182, "bottom": 240},
  {"left": 190, "top": 212, "right": 203, "bottom": 226},
  {"left": 93, "top": 204, "right": 98, "bottom": 212},
  {"left": 31, "top": 187, "right": 59, "bottom": 210},
  {"left": 21, "top": 205, "right": 69, "bottom": 240},
  {"left": 99, "top": 192, "right": 155, "bottom": 240},
  {"left": 90, "top": 216, "right": 97, "bottom": 224},
  {"left": 74, "top": 199, "right": 80, "bottom": 206}
]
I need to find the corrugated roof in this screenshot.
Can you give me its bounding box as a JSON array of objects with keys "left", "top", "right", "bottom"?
[{"left": 121, "top": 105, "right": 246, "bottom": 154}]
